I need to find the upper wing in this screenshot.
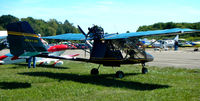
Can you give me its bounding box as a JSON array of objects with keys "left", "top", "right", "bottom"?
[
  {"left": 42, "top": 28, "right": 200, "bottom": 41},
  {"left": 42, "top": 33, "right": 86, "bottom": 40},
  {"left": 104, "top": 28, "right": 200, "bottom": 40}
]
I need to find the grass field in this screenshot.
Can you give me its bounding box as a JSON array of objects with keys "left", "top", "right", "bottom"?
[{"left": 0, "top": 61, "right": 199, "bottom": 101}]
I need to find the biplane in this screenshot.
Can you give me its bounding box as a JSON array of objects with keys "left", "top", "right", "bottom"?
[{"left": 6, "top": 21, "right": 200, "bottom": 78}]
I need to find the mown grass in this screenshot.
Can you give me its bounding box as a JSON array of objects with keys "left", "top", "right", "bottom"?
[{"left": 0, "top": 61, "right": 199, "bottom": 101}]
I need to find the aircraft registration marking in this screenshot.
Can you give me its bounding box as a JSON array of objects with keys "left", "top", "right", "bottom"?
[{"left": 24, "top": 39, "right": 38, "bottom": 43}]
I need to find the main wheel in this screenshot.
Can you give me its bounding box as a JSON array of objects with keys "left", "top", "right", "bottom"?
[
  {"left": 91, "top": 68, "right": 99, "bottom": 75},
  {"left": 115, "top": 71, "right": 124, "bottom": 78},
  {"left": 194, "top": 48, "right": 199, "bottom": 51},
  {"left": 142, "top": 67, "right": 148, "bottom": 74}
]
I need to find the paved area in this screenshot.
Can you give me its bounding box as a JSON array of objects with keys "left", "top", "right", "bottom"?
[
  {"left": 146, "top": 49, "right": 200, "bottom": 69},
  {"left": 1, "top": 48, "right": 200, "bottom": 69}
]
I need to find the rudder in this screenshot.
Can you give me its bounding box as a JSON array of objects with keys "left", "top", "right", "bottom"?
[{"left": 6, "top": 21, "right": 47, "bottom": 56}]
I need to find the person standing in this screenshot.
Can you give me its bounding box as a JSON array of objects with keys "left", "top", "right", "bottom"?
[
  {"left": 174, "top": 40, "right": 179, "bottom": 51},
  {"left": 27, "top": 56, "right": 36, "bottom": 68}
]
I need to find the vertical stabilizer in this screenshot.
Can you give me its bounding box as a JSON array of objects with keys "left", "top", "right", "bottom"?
[
  {"left": 6, "top": 21, "right": 47, "bottom": 56},
  {"left": 174, "top": 35, "right": 179, "bottom": 41}
]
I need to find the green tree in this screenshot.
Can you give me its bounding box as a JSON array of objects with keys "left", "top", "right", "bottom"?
[
  {"left": 45, "top": 26, "right": 56, "bottom": 36},
  {"left": 0, "top": 15, "right": 19, "bottom": 29}
]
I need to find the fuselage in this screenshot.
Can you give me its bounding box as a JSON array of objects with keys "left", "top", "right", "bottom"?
[
  {"left": 88, "top": 52, "right": 154, "bottom": 66},
  {"left": 87, "top": 39, "right": 154, "bottom": 67}
]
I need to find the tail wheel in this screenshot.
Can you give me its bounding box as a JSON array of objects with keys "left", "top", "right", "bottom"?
[{"left": 115, "top": 71, "right": 124, "bottom": 78}]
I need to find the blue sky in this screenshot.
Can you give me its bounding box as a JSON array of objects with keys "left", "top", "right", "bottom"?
[{"left": 0, "top": 0, "right": 200, "bottom": 33}]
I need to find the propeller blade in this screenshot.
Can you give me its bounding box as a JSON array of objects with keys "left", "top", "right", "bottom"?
[
  {"left": 78, "top": 25, "right": 87, "bottom": 37},
  {"left": 78, "top": 25, "right": 87, "bottom": 57}
]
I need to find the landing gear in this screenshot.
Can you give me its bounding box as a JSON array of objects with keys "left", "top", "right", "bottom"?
[
  {"left": 90, "top": 65, "right": 100, "bottom": 75},
  {"left": 115, "top": 71, "right": 124, "bottom": 78},
  {"left": 91, "top": 68, "right": 99, "bottom": 75},
  {"left": 142, "top": 63, "right": 148, "bottom": 74},
  {"left": 194, "top": 48, "right": 199, "bottom": 51},
  {"left": 142, "top": 68, "right": 148, "bottom": 74},
  {"left": 90, "top": 65, "right": 125, "bottom": 78}
]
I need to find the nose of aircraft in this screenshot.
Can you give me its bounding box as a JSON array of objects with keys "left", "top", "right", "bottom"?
[
  {"left": 48, "top": 44, "right": 69, "bottom": 52},
  {"left": 146, "top": 52, "right": 154, "bottom": 62}
]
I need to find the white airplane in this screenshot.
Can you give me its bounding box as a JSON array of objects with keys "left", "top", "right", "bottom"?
[
  {"left": 36, "top": 54, "right": 79, "bottom": 66},
  {"left": 0, "top": 31, "right": 7, "bottom": 39},
  {"left": 0, "top": 31, "right": 8, "bottom": 50},
  {"left": 152, "top": 35, "right": 179, "bottom": 50},
  {"left": 0, "top": 46, "right": 79, "bottom": 67}
]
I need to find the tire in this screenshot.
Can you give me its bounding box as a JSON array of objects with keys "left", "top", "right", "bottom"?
[
  {"left": 142, "top": 68, "right": 148, "bottom": 74},
  {"left": 115, "top": 71, "right": 124, "bottom": 78},
  {"left": 91, "top": 68, "right": 99, "bottom": 75}
]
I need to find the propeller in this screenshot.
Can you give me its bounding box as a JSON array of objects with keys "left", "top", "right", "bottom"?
[
  {"left": 78, "top": 25, "right": 88, "bottom": 37},
  {"left": 77, "top": 25, "right": 92, "bottom": 57}
]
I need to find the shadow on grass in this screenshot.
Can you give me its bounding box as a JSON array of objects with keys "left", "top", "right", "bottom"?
[
  {"left": 19, "top": 72, "right": 170, "bottom": 91},
  {"left": 13, "top": 64, "right": 69, "bottom": 69},
  {"left": 0, "top": 82, "right": 31, "bottom": 89}
]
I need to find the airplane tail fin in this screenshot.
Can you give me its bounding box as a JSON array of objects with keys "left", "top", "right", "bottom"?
[
  {"left": 174, "top": 35, "right": 179, "bottom": 41},
  {"left": 6, "top": 21, "right": 47, "bottom": 56}
]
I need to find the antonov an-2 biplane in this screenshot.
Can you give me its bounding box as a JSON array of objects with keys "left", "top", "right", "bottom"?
[{"left": 6, "top": 21, "right": 200, "bottom": 78}]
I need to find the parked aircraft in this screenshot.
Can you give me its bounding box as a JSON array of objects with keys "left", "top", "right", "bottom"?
[
  {"left": 140, "top": 38, "right": 156, "bottom": 48},
  {"left": 192, "top": 40, "right": 200, "bottom": 51},
  {"left": 0, "top": 44, "right": 79, "bottom": 66},
  {"left": 152, "top": 35, "right": 179, "bottom": 48},
  {"left": 192, "top": 40, "right": 200, "bottom": 46},
  {"left": 0, "top": 31, "right": 7, "bottom": 39},
  {"left": 178, "top": 39, "right": 193, "bottom": 47},
  {"left": 0, "top": 27, "right": 79, "bottom": 66},
  {"left": 0, "top": 31, "right": 8, "bottom": 50},
  {"left": 6, "top": 21, "right": 200, "bottom": 78}
]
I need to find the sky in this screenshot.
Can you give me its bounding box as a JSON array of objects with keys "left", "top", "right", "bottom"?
[{"left": 0, "top": 0, "right": 200, "bottom": 33}]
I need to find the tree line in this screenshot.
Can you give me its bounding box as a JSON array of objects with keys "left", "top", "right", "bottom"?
[
  {"left": 137, "top": 22, "right": 200, "bottom": 40},
  {"left": 137, "top": 22, "right": 200, "bottom": 32},
  {"left": 0, "top": 15, "right": 80, "bottom": 37}
]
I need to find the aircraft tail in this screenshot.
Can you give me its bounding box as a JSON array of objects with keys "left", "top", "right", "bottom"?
[
  {"left": 174, "top": 35, "right": 179, "bottom": 41},
  {"left": 6, "top": 21, "right": 47, "bottom": 56}
]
